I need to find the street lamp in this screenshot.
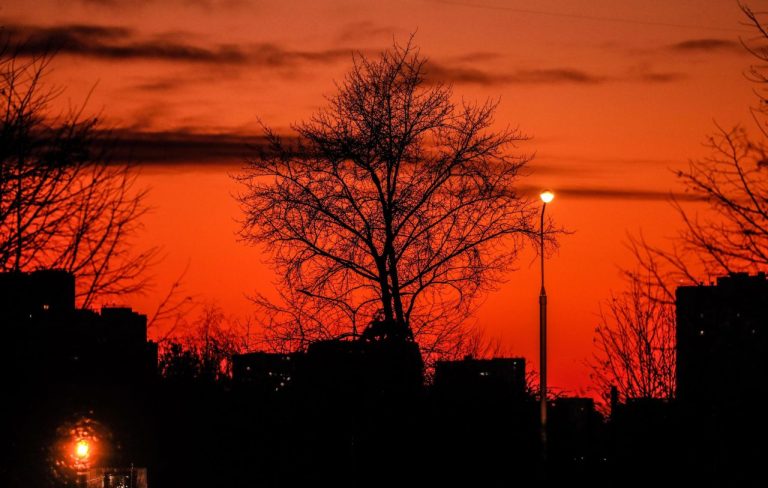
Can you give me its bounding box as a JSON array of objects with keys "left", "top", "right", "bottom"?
[
  {"left": 75, "top": 440, "right": 90, "bottom": 460},
  {"left": 73, "top": 438, "right": 93, "bottom": 488},
  {"left": 538, "top": 189, "right": 554, "bottom": 462}
]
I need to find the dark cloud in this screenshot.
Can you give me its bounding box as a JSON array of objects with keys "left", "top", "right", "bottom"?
[
  {"left": 669, "top": 38, "right": 742, "bottom": 53},
  {"left": 519, "top": 185, "right": 705, "bottom": 201},
  {"left": 4, "top": 23, "right": 247, "bottom": 63},
  {"left": 425, "top": 62, "right": 605, "bottom": 86},
  {"left": 95, "top": 130, "right": 303, "bottom": 165},
  {"left": 248, "top": 44, "right": 355, "bottom": 67},
  {"left": 97, "top": 130, "right": 261, "bottom": 165},
  {"left": 626, "top": 63, "right": 687, "bottom": 83},
  {"left": 513, "top": 69, "right": 606, "bottom": 84},
  {"left": 527, "top": 163, "right": 603, "bottom": 178},
  {"left": 132, "top": 79, "right": 185, "bottom": 92},
  {"left": 424, "top": 63, "right": 510, "bottom": 85},
  {"left": 636, "top": 71, "right": 687, "bottom": 83},
  {"left": 79, "top": 0, "right": 247, "bottom": 8},
  {"left": 425, "top": 60, "right": 686, "bottom": 86},
  {"left": 3, "top": 22, "right": 355, "bottom": 67},
  {"left": 96, "top": 131, "right": 705, "bottom": 206}
]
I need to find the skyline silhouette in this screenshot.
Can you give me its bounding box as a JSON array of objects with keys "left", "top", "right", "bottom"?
[{"left": 2, "top": 268, "right": 766, "bottom": 486}]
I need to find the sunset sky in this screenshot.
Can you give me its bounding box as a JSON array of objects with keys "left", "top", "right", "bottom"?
[{"left": 1, "top": 0, "right": 760, "bottom": 396}]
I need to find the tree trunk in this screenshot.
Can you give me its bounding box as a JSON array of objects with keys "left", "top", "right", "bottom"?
[
  {"left": 387, "top": 250, "right": 410, "bottom": 339},
  {"left": 376, "top": 257, "right": 395, "bottom": 324}
]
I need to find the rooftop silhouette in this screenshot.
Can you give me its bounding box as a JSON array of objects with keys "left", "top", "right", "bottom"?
[{"left": 3, "top": 269, "right": 768, "bottom": 487}]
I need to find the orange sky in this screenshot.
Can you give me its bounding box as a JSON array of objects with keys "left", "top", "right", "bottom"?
[{"left": 1, "top": 0, "right": 760, "bottom": 396}]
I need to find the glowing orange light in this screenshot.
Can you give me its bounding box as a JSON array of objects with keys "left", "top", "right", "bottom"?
[
  {"left": 540, "top": 190, "right": 555, "bottom": 204},
  {"left": 74, "top": 440, "right": 90, "bottom": 460}
]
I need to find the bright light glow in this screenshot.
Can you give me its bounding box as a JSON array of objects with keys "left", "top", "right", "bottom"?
[
  {"left": 540, "top": 190, "right": 555, "bottom": 203},
  {"left": 75, "top": 440, "right": 90, "bottom": 459}
]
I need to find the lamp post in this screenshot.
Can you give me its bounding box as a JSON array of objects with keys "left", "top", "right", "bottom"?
[
  {"left": 538, "top": 189, "right": 554, "bottom": 464},
  {"left": 74, "top": 438, "right": 91, "bottom": 488}
]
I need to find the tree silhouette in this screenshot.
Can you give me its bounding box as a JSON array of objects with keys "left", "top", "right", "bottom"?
[
  {"left": 158, "top": 305, "right": 248, "bottom": 383},
  {"left": 590, "top": 273, "right": 676, "bottom": 403},
  {"left": 237, "top": 40, "right": 542, "bottom": 351},
  {"left": 626, "top": 125, "right": 768, "bottom": 298},
  {"left": 595, "top": 2, "right": 768, "bottom": 402},
  {"left": 624, "top": 4, "right": 768, "bottom": 297},
  {"left": 0, "top": 46, "right": 152, "bottom": 306}
]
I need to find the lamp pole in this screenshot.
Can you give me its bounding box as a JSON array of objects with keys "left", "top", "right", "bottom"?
[
  {"left": 538, "top": 190, "right": 554, "bottom": 465},
  {"left": 74, "top": 439, "right": 91, "bottom": 488}
]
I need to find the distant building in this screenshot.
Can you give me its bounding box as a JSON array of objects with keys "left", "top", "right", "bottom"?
[
  {"left": 434, "top": 356, "right": 526, "bottom": 397},
  {"left": 86, "top": 467, "right": 148, "bottom": 488},
  {"left": 303, "top": 338, "right": 424, "bottom": 398},
  {"left": 675, "top": 272, "right": 768, "bottom": 480},
  {"left": 608, "top": 397, "right": 677, "bottom": 476},
  {"left": 232, "top": 351, "right": 300, "bottom": 393},
  {"left": 1, "top": 270, "right": 156, "bottom": 488},
  {"left": 1, "top": 270, "right": 157, "bottom": 385},
  {"left": 552, "top": 397, "right": 597, "bottom": 424},
  {"left": 549, "top": 397, "right": 603, "bottom": 467},
  {"left": 0, "top": 269, "right": 75, "bottom": 321},
  {"left": 676, "top": 272, "right": 768, "bottom": 407},
  {"left": 428, "top": 357, "right": 535, "bottom": 484}
]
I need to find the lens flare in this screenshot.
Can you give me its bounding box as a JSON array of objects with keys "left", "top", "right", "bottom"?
[{"left": 75, "top": 440, "right": 90, "bottom": 459}]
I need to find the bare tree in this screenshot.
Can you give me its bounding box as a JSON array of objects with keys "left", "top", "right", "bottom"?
[
  {"left": 600, "top": 128, "right": 764, "bottom": 402},
  {"left": 237, "top": 40, "right": 544, "bottom": 353},
  {"left": 627, "top": 125, "right": 768, "bottom": 295},
  {"left": 592, "top": 4, "right": 768, "bottom": 402},
  {"left": 1, "top": 45, "right": 153, "bottom": 307},
  {"left": 590, "top": 273, "right": 676, "bottom": 403},
  {"left": 741, "top": 2, "right": 768, "bottom": 134},
  {"left": 623, "top": 2, "right": 768, "bottom": 295},
  {"left": 159, "top": 304, "right": 249, "bottom": 382}
]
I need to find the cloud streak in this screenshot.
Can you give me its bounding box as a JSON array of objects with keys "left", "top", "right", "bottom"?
[
  {"left": 669, "top": 38, "right": 742, "bottom": 53},
  {"left": 4, "top": 21, "right": 690, "bottom": 85},
  {"left": 98, "top": 130, "right": 265, "bottom": 165},
  {"left": 519, "top": 185, "right": 705, "bottom": 201},
  {"left": 4, "top": 22, "right": 356, "bottom": 67},
  {"left": 5, "top": 23, "right": 247, "bottom": 63},
  {"left": 79, "top": 0, "right": 248, "bottom": 9},
  {"left": 425, "top": 62, "right": 685, "bottom": 86},
  {"left": 95, "top": 130, "right": 702, "bottom": 203},
  {"left": 425, "top": 62, "right": 605, "bottom": 86}
]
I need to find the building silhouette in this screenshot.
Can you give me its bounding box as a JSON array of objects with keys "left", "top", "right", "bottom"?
[
  {"left": 22, "top": 268, "right": 768, "bottom": 485},
  {"left": 1, "top": 270, "right": 155, "bottom": 488},
  {"left": 232, "top": 351, "right": 299, "bottom": 393},
  {"left": 1, "top": 270, "right": 157, "bottom": 386},
  {"left": 677, "top": 272, "right": 768, "bottom": 406},
  {"left": 607, "top": 397, "right": 677, "bottom": 482},
  {"left": 549, "top": 398, "right": 601, "bottom": 451},
  {"left": 1, "top": 269, "right": 76, "bottom": 321},
  {"left": 676, "top": 272, "right": 768, "bottom": 482},
  {"left": 426, "top": 356, "right": 537, "bottom": 486},
  {"left": 434, "top": 356, "right": 526, "bottom": 398},
  {"left": 87, "top": 468, "right": 148, "bottom": 488}
]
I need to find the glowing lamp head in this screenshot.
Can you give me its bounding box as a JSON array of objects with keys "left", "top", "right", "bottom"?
[
  {"left": 540, "top": 190, "right": 555, "bottom": 204},
  {"left": 74, "top": 440, "right": 90, "bottom": 460}
]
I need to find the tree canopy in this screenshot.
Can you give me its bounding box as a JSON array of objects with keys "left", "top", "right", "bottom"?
[{"left": 238, "top": 40, "right": 545, "bottom": 354}]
